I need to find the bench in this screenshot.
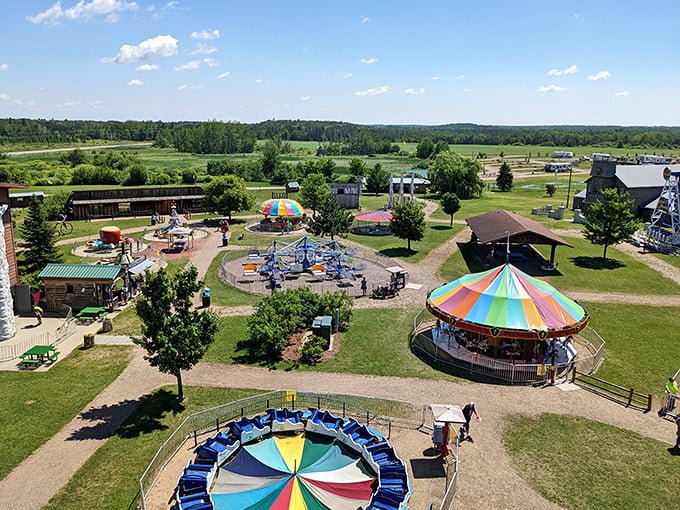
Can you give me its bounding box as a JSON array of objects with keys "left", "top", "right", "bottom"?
[
  {"left": 21, "top": 358, "right": 42, "bottom": 366},
  {"left": 49, "top": 351, "right": 60, "bottom": 361}
]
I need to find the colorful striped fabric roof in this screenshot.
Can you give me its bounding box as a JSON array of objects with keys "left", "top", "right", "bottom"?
[{"left": 426, "top": 263, "right": 588, "bottom": 339}]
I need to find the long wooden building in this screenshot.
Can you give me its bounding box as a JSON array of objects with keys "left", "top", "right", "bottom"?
[
  {"left": 70, "top": 186, "right": 205, "bottom": 220},
  {"left": 1, "top": 182, "right": 28, "bottom": 287}
]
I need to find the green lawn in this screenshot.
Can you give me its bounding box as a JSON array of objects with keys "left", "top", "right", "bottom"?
[
  {"left": 583, "top": 301, "right": 680, "bottom": 397},
  {"left": 43, "top": 386, "right": 263, "bottom": 510},
  {"left": 204, "top": 307, "right": 459, "bottom": 381},
  {"left": 0, "top": 346, "right": 130, "bottom": 479},
  {"left": 536, "top": 236, "right": 680, "bottom": 295},
  {"left": 504, "top": 414, "right": 678, "bottom": 510},
  {"left": 347, "top": 223, "right": 462, "bottom": 263}
]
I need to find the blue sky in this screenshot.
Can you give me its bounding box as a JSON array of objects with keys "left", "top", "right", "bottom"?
[{"left": 1, "top": 0, "right": 679, "bottom": 125}]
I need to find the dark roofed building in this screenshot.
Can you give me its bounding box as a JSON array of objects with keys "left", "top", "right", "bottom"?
[
  {"left": 466, "top": 209, "right": 572, "bottom": 266},
  {"left": 574, "top": 160, "right": 676, "bottom": 220}
]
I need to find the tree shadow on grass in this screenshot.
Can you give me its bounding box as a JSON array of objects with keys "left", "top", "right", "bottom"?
[
  {"left": 68, "top": 389, "right": 186, "bottom": 441},
  {"left": 457, "top": 242, "right": 487, "bottom": 273},
  {"left": 570, "top": 256, "right": 625, "bottom": 270},
  {"left": 430, "top": 225, "right": 453, "bottom": 231},
  {"left": 379, "top": 247, "right": 415, "bottom": 259}
]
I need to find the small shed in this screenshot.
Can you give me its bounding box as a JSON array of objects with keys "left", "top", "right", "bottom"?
[
  {"left": 286, "top": 181, "right": 300, "bottom": 193},
  {"left": 39, "top": 263, "right": 122, "bottom": 311},
  {"left": 312, "top": 315, "right": 333, "bottom": 346}
]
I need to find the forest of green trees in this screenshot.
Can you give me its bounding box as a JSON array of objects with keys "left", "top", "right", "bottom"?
[{"left": 2, "top": 118, "right": 680, "bottom": 153}]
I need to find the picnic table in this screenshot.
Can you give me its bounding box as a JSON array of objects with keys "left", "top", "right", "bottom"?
[
  {"left": 75, "top": 306, "right": 108, "bottom": 323},
  {"left": 20, "top": 345, "right": 60, "bottom": 367}
]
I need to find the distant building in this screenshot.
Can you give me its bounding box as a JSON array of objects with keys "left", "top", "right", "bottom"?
[
  {"left": 9, "top": 191, "right": 44, "bottom": 209},
  {"left": 544, "top": 162, "right": 572, "bottom": 173},
  {"left": 330, "top": 182, "right": 361, "bottom": 209},
  {"left": 389, "top": 176, "right": 431, "bottom": 194},
  {"left": 591, "top": 153, "right": 615, "bottom": 161},
  {"left": 69, "top": 186, "right": 205, "bottom": 220},
  {"left": 573, "top": 160, "right": 674, "bottom": 221},
  {"left": 553, "top": 151, "right": 574, "bottom": 158},
  {"left": 637, "top": 155, "right": 672, "bottom": 165}
]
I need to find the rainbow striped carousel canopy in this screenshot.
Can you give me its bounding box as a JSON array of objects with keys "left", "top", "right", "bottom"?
[
  {"left": 426, "top": 263, "right": 588, "bottom": 339},
  {"left": 256, "top": 199, "right": 305, "bottom": 217}
]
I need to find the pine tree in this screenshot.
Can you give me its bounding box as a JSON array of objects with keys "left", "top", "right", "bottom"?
[
  {"left": 496, "top": 161, "right": 514, "bottom": 191},
  {"left": 20, "top": 197, "right": 62, "bottom": 276}
]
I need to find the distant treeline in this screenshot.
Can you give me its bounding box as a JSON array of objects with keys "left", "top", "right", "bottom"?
[{"left": 2, "top": 118, "right": 680, "bottom": 153}]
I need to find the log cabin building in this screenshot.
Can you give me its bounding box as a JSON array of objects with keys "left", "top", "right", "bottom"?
[
  {"left": 69, "top": 185, "right": 205, "bottom": 220},
  {"left": 1, "top": 182, "right": 28, "bottom": 287},
  {"left": 39, "top": 263, "right": 122, "bottom": 311}
]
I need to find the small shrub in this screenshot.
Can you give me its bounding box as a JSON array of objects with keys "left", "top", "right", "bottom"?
[{"left": 299, "top": 335, "right": 327, "bottom": 365}]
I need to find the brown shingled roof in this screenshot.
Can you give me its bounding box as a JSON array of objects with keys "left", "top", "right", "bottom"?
[{"left": 465, "top": 209, "right": 572, "bottom": 247}]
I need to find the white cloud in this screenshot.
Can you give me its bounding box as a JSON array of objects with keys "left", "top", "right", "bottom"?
[
  {"left": 587, "top": 70, "right": 611, "bottom": 81},
  {"left": 405, "top": 87, "right": 425, "bottom": 95},
  {"left": 28, "top": 0, "right": 137, "bottom": 26},
  {"left": 300, "top": 96, "right": 311, "bottom": 101},
  {"left": 128, "top": 79, "right": 143, "bottom": 86},
  {"left": 431, "top": 76, "right": 440, "bottom": 81},
  {"left": 217, "top": 71, "right": 230, "bottom": 79},
  {"left": 537, "top": 84, "right": 566, "bottom": 93},
  {"left": 56, "top": 101, "right": 81, "bottom": 108},
  {"left": 360, "top": 58, "right": 378, "bottom": 64},
  {"left": 343, "top": 72, "right": 353, "bottom": 79},
  {"left": 456, "top": 74, "right": 466, "bottom": 80},
  {"left": 0, "top": 93, "right": 10, "bottom": 101},
  {"left": 360, "top": 16, "right": 370, "bottom": 24},
  {"left": 174, "top": 60, "right": 201, "bottom": 71},
  {"left": 191, "top": 29, "right": 221, "bottom": 40},
  {"left": 547, "top": 64, "right": 578, "bottom": 76},
  {"left": 255, "top": 78, "right": 263, "bottom": 83},
  {"left": 177, "top": 84, "right": 204, "bottom": 91},
  {"left": 136, "top": 64, "right": 159, "bottom": 71},
  {"left": 0, "top": 64, "right": 8, "bottom": 71},
  {"left": 191, "top": 43, "right": 218, "bottom": 55},
  {"left": 103, "top": 34, "right": 178, "bottom": 64},
  {"left": 353, "top": 85, "right": 390, "bottom": 96},
  {"left": 203, "top": 58, "right": 218, "bottom": 67},
  {"left": 614, "top": 90, "right": 629, "bottom": 97}
]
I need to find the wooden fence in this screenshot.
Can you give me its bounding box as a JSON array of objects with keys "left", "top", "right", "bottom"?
[{"left": 571, "top": 369, "right": 653, "bottom": 412}]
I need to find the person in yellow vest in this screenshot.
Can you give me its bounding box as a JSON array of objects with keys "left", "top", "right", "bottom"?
[
  {"left": 33, "top": 306, "right": 43, "bottom": 326},
  {"left": 666, "top": 377, "right": 679, "bottom": 412}
]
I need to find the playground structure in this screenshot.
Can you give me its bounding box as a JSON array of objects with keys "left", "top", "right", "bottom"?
[
  {"left": 632, "top": 167, "right": 680, "bottom": 252},
  {"left": 244, "top": 236, "right": 366, "bottom": 282},
  {"left": 174, "top": 407, "right": 411, "bottom": 510}
]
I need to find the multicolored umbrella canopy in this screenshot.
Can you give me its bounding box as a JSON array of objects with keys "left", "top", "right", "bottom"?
[
  {"left": 211, "top": 432, "right": 377, "bottom": 509},
  {"left": 354, "top": 210, "right": 393, "bottom": 223},
  {"left": 426, "top": 263, "right": 588, "bottom": 339},
  {"left": 256, "top": 199, "right": 305, "bottom": 217}
]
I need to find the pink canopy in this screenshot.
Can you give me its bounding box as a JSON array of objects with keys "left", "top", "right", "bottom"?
[{"left": 354, "top": 210, "right": 393, "bottom": 223}]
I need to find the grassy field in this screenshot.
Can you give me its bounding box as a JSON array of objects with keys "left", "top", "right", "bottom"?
[
  {"left": 0, "top": 346, "right": 130, "bottom": 479},
  {"left": 504, "top": 414, "right": 678, "bottom": 510},
  {"left": 43, "top": 386, "right": 263, "bottom": 510}
]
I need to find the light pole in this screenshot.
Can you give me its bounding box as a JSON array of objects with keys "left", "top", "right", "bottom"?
[{"left": 565, "top": 165, "right": 573, "bottom": 211}]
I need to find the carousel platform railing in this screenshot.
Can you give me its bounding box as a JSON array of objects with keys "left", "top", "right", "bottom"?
[{"left": 410, "top": 311, "right": 605, "bottom": 385}]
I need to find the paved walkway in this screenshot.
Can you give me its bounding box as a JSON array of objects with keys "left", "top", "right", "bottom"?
[{"left": 4, "top": 212, "right": 680, "bottom": 509}]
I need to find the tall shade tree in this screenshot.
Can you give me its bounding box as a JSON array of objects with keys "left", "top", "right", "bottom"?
[
  {"left": 441, "top": 192, "right": 461, "bottom": 227},
  {"left": 495, "top": 161, "right": 514, "bottom": 192},
  {"left": 306, "top": 194, "right": 354, "bottom": 240},
  {"left": 390, "top": 200, "right": 426, "bottom": 251},
  {"left": 19, "top": 197, "right": 62, "bottom": 277},
  {"left": 300, "top": 173, "right": 331, "bottom": 217},
  {"left": 582, "top": 188, "right": 639, "bottom": 259},
  {"left": 202, "top": 174, "right": 255, "bottom": 220},
  {"left": 366, "top": 163, "right": 389, "bottom": 195},
  {"left": 348, "top": 158, "right": 368, "bottom": 179},
  {"left": 428, "top": 152, "right": 484, "bottom": 199},
  {"left": 261, "top": 140, "right": 281, "bottom": 179},
  {"left": 133, "top": 266, "right": 218, "bottom": 401}
]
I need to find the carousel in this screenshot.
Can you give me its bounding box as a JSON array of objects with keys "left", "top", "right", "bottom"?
[
  {"left": 413, "top": 263, "right": 602, "bottom": 384},
  {"left": 252, "top": 199, "right": 306, "bottom": 233}
]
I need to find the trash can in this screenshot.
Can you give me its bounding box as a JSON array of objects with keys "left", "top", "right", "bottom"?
[
  {"left": 83, "top": 333, "right": 95, "bottom": 349},
  {"left": 101, "top": 317, "right": 113, "bottom": 333},
  {"left": 201, "top": 287, "right": 211, "bottom": 307}
]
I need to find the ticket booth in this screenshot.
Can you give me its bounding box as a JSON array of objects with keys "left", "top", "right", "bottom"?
[{"left": 386, "top": 266, "right": 408, "bottom": 289}]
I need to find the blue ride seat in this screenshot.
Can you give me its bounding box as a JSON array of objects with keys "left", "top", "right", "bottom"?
[
  {"left": 267, "top": 408, "right": 304, "bottom": 432},
  {"left": 177, "top": 492, "right": 214, "bottom": 510}
]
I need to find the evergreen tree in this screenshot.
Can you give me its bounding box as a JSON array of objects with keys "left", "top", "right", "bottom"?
[
  {"left": 390, "top": 200, "right": 426, "bottom": 251},
  {"left": 496, "top": 161, "right": 514, "bottom": 191},
  {"left": 20, "top": 197, "right": 62, "bottom": 276},
  {"left": 366, "top": 163, "right": 389, "bottom": 194},
  {"left": 133, "top": 266, "right": 218, "bottom": 401},
  {"left": 306, "top": 194, "right": 354, "bottom": 240},
  {"left": 583, "top": 189, "right": 639, "bottom": 259}
]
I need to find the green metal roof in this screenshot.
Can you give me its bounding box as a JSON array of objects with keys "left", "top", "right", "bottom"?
[{"left": 39, "top": 264, "right": 122, "bottom": 280}]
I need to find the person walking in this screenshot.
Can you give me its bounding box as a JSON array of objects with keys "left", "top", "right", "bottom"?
[
  {"left": 667, "top": 377, "right": 679, "bottom": 412},
  {"left": 33, "top": 306, "right": 43, "bottom": 326},
  {"left": 361, "top": 277, "right": 367, "bottom": 296},
  {"left": 460, "top": 402, "right": 480, "bottom": 440}
]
